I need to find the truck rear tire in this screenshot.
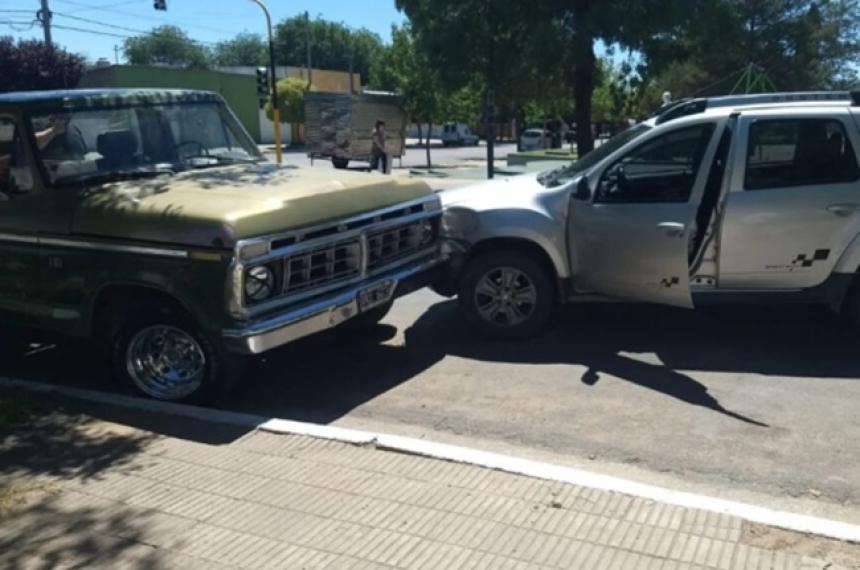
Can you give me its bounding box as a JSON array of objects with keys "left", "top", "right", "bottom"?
[
  {"left": 332, "top": 158, "right": 349, "bottom": 169},
  {"left": 458, "top": 250, "right": 555, "bottom": 339}
]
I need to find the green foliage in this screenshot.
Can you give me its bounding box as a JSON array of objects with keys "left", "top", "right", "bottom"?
[
  {"left": 272, "top": 16, "right": 383, "bottom": 83},
  {"left": 369, "top": 25, "right": 440, "bottom": 122},
  {"left": 213, "top": 32, "right": 266, "bottom": 67},
  {"left": 265, "top": 77, "right": 312, "bottom": 124},
  {"left": 0, "top": 37, "right": 84, "bottom": 92},
  {"left": 123, "top": 26, "right": 211, "bottom": 69},
  {"left": 640, "top": 0, "right": 860, "bottom": 98},
  {"left": 396, "top": 0, "right": 550, "bottom": 110}
]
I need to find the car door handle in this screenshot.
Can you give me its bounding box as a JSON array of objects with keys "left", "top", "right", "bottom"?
[
  {"left": 826, "top": 203, "right": 859, "bottom": 216},
  {"left": 657, "top": 222, "right": 686, "bottom": 237}
]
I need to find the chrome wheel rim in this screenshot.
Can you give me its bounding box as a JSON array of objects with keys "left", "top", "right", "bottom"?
[
  {"left": 474, "top": 266, "right": 537, "bottom": 327},
  {"left": 126, "top": 325, "right": 206, "bottom": 400}
]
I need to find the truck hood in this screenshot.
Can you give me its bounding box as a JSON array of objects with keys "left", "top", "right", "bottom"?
[{"left": 73, "top": 163, "right": 434, "bottom": 249}]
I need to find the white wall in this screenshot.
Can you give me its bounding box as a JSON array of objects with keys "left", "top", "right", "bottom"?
[{"left": 258, "top": 109, "right": 293, "bottom": 145}]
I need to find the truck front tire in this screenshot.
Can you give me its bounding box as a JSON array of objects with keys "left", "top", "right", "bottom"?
[
  {"left": 108, "top": 302, "right": 236, "bottom": 403},
  {"left": 458, "top": 250, "right": 555, "bottom": 339}
]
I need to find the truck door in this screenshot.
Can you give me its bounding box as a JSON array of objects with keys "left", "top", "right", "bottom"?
[
  {"left": 568, "top": 120, "right": 721, "bottom": 307},
  {"left": 719, "top": 112, "right": 860, "bottom": 289},
  {"left": 0, "top": 116, "right": 41, "bottom": 325}
]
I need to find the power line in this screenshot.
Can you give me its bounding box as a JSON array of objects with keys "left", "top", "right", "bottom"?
[
  {"left": 52, "top": 11, "right": 218, "bottom": 45},
  {"left": 54, "top": 11, "right": 166, "bottom": 37},
  {"left": 51, "top": 22, "right": 134, "bottom": 39},
  {"left": 53, "top": 0, "right": 238, "bottom": 35}
]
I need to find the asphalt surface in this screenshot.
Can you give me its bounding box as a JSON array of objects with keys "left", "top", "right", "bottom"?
[
  {"left": 268, "top": 141, "right": 517, "bottom": 171},
  {"left": 6, "top": 289, "right": 860, "bottom": 526}
]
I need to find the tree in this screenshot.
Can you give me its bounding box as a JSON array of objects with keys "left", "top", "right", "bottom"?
[
  {"left": 264, "top": 77, "right": 311, "bottom": 124},
  {"left": 537, "top": 1, "right": 691, "bottom": 155},
  {"left": 273, "top": 16, "right": 383, "bottom": 83},
  {"left": 213, "top": 32, "right": 266, "bottom": 67},
  {"left": 370, "top": 24, "right": 442, "bottom": 167},
  {"left": 640, "top": 0, "right": 860, "bottom": 98},
  {"left": 396, "top": 0, "right": 548, "bottom": 176},
  {"left": 0, "top": 37, "right": 84, "bottom": 92},
  {"left": 124, "top": 26, "right": 211, "bottom": 69}
]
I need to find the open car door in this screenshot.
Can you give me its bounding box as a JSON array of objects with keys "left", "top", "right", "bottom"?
[{"left": 567, "top": 120, "right": 722, "bottom": 307}]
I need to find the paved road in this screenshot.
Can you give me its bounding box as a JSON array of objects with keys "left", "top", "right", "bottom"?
[
  {"left": 267, "top": 142, "right": 517, "bottom": 171},
  {"left": 5, "top": 289, "right": 860, "bottom": 526}
]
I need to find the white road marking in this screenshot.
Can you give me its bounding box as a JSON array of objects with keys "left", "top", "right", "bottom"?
[{"left": 3, "top": 376, "right": 859, "bottom": 543}]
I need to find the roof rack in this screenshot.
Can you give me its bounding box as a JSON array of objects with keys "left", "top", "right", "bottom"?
[{"left": 655, "top": 91, "right": 854, "bottom": 125}]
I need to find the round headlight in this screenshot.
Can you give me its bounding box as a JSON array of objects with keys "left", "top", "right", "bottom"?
[{"left": 244, "top": 265, "right": 275, "bottom": 302}]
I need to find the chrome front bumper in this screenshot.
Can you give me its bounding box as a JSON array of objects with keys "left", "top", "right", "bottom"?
[{"left": 222, "top": 258, "right": 441, "bottom": 355}]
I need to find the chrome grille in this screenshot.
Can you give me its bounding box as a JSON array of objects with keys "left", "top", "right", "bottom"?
[
  {"left": 367, "top": 220, "right": 433, "bottom": 270},
  {"left": 283, "top": 238, "right": 361, "bottom": 295}
]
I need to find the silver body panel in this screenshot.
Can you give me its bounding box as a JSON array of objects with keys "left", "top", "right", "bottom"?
[{"left": 439, "top": 95, "right": 860, "bottom": 308}]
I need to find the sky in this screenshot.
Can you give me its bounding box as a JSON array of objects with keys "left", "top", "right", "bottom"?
[{"left": 1, "top": 0, "right": 407, "bottom": 62}]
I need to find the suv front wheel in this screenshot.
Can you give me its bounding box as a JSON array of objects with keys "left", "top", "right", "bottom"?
[{"left": 458, "top": 249, "right": 555, "bottom": 339}]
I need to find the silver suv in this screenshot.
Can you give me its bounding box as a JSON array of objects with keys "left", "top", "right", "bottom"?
[{"left": 435, "top": 91, "right": 860, "bottom": 337}]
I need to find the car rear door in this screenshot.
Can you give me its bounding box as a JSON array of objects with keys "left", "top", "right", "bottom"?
[
  {"left": 567, "top": 119, "right": 723, "bottom": 307},
  {"left": 718, "top": 110, "right": 860, "bottom": 289}
]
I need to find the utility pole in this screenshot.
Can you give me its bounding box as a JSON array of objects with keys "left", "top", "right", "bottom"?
[
  {"left": 37, "top": 0, "right": 53, "bottom": 49},
  {"left": 113, "top": 45, "right": 120, "bottom": 64},
  {"left": 348, "top": 41, "right": 354, "bottom": 94},
  {"left": 249, "top": 0, "right": 282, "bottom": 164},
  {"left": 305, "top": 11, "right": 312, "bottom": 86}
]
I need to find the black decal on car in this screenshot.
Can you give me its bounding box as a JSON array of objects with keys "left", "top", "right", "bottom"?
[{"left": 791, "top": 249, "right": 830, "bottom": 268}]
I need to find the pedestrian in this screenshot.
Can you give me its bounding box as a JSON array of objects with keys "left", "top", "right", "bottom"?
[{"left": 371, "top": 119, "right": 388, "bottom": 174}]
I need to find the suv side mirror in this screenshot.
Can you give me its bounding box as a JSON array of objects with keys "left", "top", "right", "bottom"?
[{"left": 573, "top": 177, "right": 591, "bottom": 201}]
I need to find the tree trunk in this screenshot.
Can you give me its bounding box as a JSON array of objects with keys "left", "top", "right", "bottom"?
[
  {"left": 425, "top": 121, "right": 432, "bottom": 168},
  {"left": 572, "top": 0, "right": 596, "bottom": 157},
  {"left": 416, "top": 122, "right": 423, "bottom": 145}
]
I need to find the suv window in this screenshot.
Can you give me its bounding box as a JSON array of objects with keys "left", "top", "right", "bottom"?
[
  {"left": 745, "top": 118, "right": 860, "bottom": 190},
  {"left": 0, "top": 118, "right": 34, "bottom": 197},
  {"left": 596, "top": 123, "right": 715, "bottom": 204}
]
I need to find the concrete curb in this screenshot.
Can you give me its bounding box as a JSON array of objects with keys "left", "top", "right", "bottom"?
[{"left": 3, "top": 377, "right": 859, "bottom": 544}]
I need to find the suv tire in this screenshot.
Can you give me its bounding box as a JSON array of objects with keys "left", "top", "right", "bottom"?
[
  {"left": 108, "top": 302, "right": 236, "bottom": 403},
  {"left": 458, "top": 249, "right": 555, "bottom": 339},
  {"left": 331, "top": 158, "right": 349, "bottom": 169}
]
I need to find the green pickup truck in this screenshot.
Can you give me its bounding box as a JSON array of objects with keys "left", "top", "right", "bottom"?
[{"left": 0, "top": 89, "right": 442, "bottom": 402}]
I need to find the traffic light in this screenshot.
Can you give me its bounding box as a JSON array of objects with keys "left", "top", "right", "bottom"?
[
  {"left": 256, "top": 67, "right": 269, "bottom": 108},
  {"left": 153, "top": 0, "right": 167, "bottom": 11}
]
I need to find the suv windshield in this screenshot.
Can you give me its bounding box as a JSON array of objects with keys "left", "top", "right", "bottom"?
[
  {"left": 29, "top": 101, "right": 263, "bottom": 185},
  {"left": 540, "top": 123, "right": 652, "bottom": 186}
]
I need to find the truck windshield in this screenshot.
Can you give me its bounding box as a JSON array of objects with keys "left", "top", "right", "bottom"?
[
  {"left": 30, "top": 101, "right": 264, "bottom": 185},
  {"left": 540, "top": 123, "right": 652, "bottom": 187}
]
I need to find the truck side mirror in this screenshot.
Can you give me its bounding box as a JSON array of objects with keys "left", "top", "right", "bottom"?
[{"left": 573, "top": 177, "right": 591, "bottom": 201}]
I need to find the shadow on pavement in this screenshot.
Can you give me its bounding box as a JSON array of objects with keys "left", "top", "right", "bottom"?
[
  {"left": 0, "top": 394, "right": 201, "bottom": 569},
  {"left": 2, "top": 300, "right": 858, "bottom": 429},
  {"left": 231, "top": 299, "right": 859, "bottom": 427}
]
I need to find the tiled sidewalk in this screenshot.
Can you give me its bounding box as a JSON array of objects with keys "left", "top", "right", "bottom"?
[{"left": 1, "top": 407, "right": 856, "bottom": 569}]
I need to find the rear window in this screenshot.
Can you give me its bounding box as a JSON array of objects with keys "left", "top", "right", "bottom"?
[{"left": 745, "top": 118, "right": 860, "bottom": 190}]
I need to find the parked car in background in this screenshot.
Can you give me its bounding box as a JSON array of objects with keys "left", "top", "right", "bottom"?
[
  {"left": 0, "top": 88, "right": 443, "bottom": 402},
  {"left": 435, "top": 91, "right": 860, "bottom": 339},
  {"left": 518, "top": 128, "right": 551, "bottom": 152},
  {"left": 441, "top": 123, "right": 480, "bottom": 146}
]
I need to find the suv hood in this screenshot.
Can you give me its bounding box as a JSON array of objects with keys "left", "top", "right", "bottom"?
[
  {"left": 73, "top": 163, "right": 434, "bottom": 249},
  {"left": 440, "top": 172, "right": 544, "bottom": 210}
]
